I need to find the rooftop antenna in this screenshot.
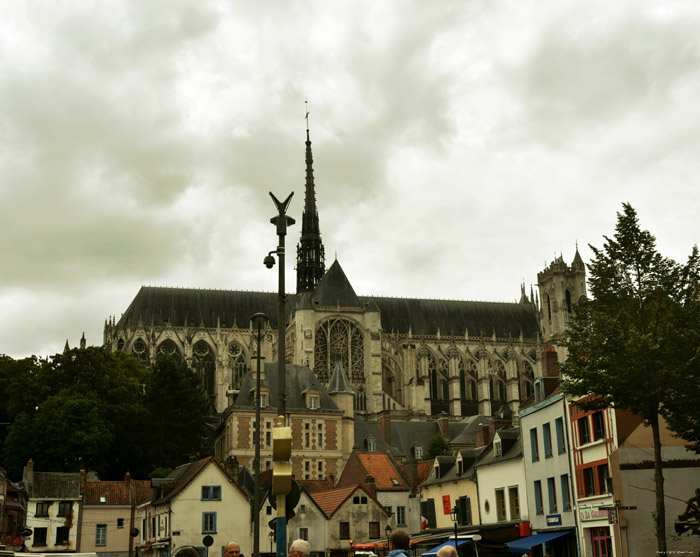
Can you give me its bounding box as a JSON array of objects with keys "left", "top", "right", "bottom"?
[{"left": 305, "top": 100, "right": 310, "bottom": 131}]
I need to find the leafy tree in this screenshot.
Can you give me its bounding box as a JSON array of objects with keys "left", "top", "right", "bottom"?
[
  {"left": 425, "top": 433, "right": 453, "bottom": 460},
  {"left": 560, "top": 203, "right": 700, "bottom": 554},
  {"left": 142, "top": 355, "right": 212, "bottom": 470}
]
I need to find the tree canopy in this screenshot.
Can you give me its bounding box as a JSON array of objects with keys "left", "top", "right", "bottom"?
[
  {"left": 560, "top": 203, "right": 700, "bottom": 552},
  {"left": 0, "top": 347, "right": 211, "bottom": 480},
  {"left": 425, "top": 433, "right": 453, "bottom": 460}
]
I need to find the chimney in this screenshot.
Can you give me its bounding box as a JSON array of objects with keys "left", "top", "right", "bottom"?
[
  {"left": 437, "top": 414, "right": 449, "bottom": 439},
  {"left": 328, "top": 474, "right": 335, "bottom": 488},
  {"left": 124, "top": 471, "right": 132, "bottom": 490},
  {"left": 378, "top": 410, "right": 391, "bottom": 445},
  {"left": 475, "top": 425, "right": 492, "bottom": 448},
  {"left": 365, "top": 476, "right": 377, "bottom": 498},
  {"left": 224, "top": 456, "right": 239, "bottom": 479},
  {"left": 26, "top": 458, "right": 35, "bottom": 487},
  {"left": 544, "top": 346, "right": 558, "bottom": 378}
]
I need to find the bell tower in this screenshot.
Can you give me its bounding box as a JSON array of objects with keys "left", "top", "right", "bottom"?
[{"left": 537, "top": 246, "right": 587, "bottom": 344}]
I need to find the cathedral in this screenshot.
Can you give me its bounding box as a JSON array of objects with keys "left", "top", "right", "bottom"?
[{"left": 103, "top": 125, "right": 587, "bottom": 423}]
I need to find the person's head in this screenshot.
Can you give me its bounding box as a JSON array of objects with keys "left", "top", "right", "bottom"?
[
  {"left": 390, "top": 530, "right": 410, "bottom": 551},
  {"left": 289, "top": 539, "right": 310, "bottom": 557},
  {"left": 176, "top": 548, "right": 200, "bottom": 557},
  {"left": 437, "top": 546, "right": 457, "bottom": 557},
  {"left": 224, "top": 542, "right": 241, "bottom": 557}
]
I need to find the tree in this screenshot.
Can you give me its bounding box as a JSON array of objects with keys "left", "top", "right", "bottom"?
[
  {"left": 560, "top": 203, "right": 700, "bottom": 554},
  {"left": 425, "top": 433, "right": 453, "bottom": 460},
  {"left": 142, "top": 355, "right": 212, "bottom": 470}
]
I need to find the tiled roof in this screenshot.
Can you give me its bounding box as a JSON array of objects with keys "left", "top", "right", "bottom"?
[
  {"left": 309, "top": 485, "right": 357, "bottom": 516},
  {"left": 357, "top": 454, "right": 407, "bottom": 490},
  {"left": 31, "top": 472, "right": 81, "bottom": 499},
  {"left": 131, "top": 480, "right": 155, "bottom": 505},
  {"left": 297, "top": 479, "right": 334, "bottom": 493},
  {"left": 416, "top": 461, "right": 433, "bottom": 485},
  {"left": 84, "top": 482, "right": 130, "bottom": 505}
]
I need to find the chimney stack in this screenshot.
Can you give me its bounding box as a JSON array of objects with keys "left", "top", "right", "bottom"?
[
  {"left": 378, "top": 410, "right": 392, "bottom": 445},
  {"left": 437, "top": 414, "right": 449, "bottom": 439},
  {"left": 365, "top": 475, "right": 377, "bottom": 498}
]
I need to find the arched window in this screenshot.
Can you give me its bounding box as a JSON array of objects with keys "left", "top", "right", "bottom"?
[
  {"left": 354, "top": 388, "right": 367, "bottom": 412},
  {"left": 132, "top": 338, "right": 148, "bottom": 363},
  {"left": 157, "top": 339, "right": 182, "bottom": 364},
  {"left": 314, "top": 318, "right": 364, "bottom": 385},
  {"left": 547, "top": 294, "right": 552, "bottom": 321},
  {"left": 470, "top": 380, "right": 477, "bottom": 400},
  {"left": 229, "top": 343, "right": 247, "bottom": 389},
  {"left": 193, "top": 340, "right": 216, "bottom": 399},
  {"left": 565, "top": 290, "right": 572, "bottom": 313},
  {"left": 382, "top": 355, "right": 403, "bottom": 405}
]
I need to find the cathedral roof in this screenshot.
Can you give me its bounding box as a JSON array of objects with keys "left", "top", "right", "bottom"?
[
  {"left": 312, "top": 260, "right": 362, "bottom": 308},
  {"left": 327, "top": 362, "right": 354, "bottom": 394}
]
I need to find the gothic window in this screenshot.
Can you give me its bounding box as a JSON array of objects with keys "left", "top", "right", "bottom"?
[
  {"left": 117, "top": 338, "right": 125, "bottom": 351},
  {"left": 522, "top": 362, "right": 534, "bottom": 401},
  {"left": 381, "top": 355, "right": 403, "bottom": 405},
  {"left": 547, "top": 294, "right": 552, "bottom": 321},
  {"left": 157, "top": 339, "right": 182, "bottom": 364},
  {"left": 469, "top": 380, "right": 477, "bottom": 400},
  {"left": 428, "top": 353, "right": 438, "bottom": 398},
  {"left": 459, "top": 360, "right": 466, "bottom": 399},
  {"left": 314, "top": 318, "right": 364, "bottom": 385},
  {"left": 132, "top": 338, "right": 148, "bottom": 363},
  {"left": 354, "top": 388, "right": 367, "bottom": 412},
  {"left": 228, "top": 343, "right": 247, "bottom": 389},
  {"left": 193, "top": 340, "right": 216, "bottom": 398},
  {"left": 565, "top": 290, "right": 572, "bottom": 313}
]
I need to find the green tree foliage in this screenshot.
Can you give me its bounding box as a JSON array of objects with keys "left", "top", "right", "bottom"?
[
  {"left": 560, "top": 203, "right": 700, "bottom": 554},
  {"left": 142, "top": 355, "right": 211, "bottom": 470},
  {"left": 1, "top": 348, "right": 211, "bottom": 480},
  {"left": 425, "top": 433, "right": 453, "bottom": 460}
]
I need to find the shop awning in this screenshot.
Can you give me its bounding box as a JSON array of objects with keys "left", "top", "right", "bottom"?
[
  {"left": 506, "top": 530, "right": 572, "bottom": 552},
  {"left": 421, "top": 538, "right": 473, "bottom": 557}
]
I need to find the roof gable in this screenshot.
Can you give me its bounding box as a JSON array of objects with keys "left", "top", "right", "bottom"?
[{"left": 312, "top": 260, "right": 362, "bottom": 308}]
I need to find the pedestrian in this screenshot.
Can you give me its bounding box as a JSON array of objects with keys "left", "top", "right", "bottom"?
[
  {"left": 289, "top": 539, "right": 310, "bottom": 557},
  {"left": 437, "top": 546, "right": 457, "bottom": 557},
  {"left": 225, "top": 542, "right": 241, "bottom": 557},
  {"left": 389, "top": 530, "right": 410, "bottom": 557}
]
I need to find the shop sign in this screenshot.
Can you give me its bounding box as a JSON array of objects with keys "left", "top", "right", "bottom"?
[
  {"left": 546, "top": 514, "right": 562, "bottom": 526},
  {"left": 579, "top": 506, "right": 609, "bottom": 522}
]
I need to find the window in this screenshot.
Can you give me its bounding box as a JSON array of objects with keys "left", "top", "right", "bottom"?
[
  {"left": 415, "top": 446, "right": 423, "bottom": 459},
  {"left": 597, "top": 464, "right": 610, "bottom": 494},
  {"left": 367, "top": 437, "right": 376, "bottom": 452},
  {"left": 543, "top": 423, "right": 553, "bottom": 458},
  {"left": 592, "top": 411, "right": 605, "bottom": 441},
  {"left": 555, "top": 417, "right": 566, "bottom": 454},
  {"left": 369, "top": 522, "right": 380, "bottom": 539},
  {"left": 34, "top": 527, "right": 47, "bottom": 546},
  {"left": 530, "top": 428, "right": 539, "bottom": 461},
  {"left": 96, "top": 524, "right": 107, "bottom": 546},
  {"left": 547, "top": 477, "right": 557, "bottom": 513},
  {"left": 591, "top": 527, "right": 613, "bottom": 557},
  {"left": 456, "top": 496, "right": 472, "bottom": 526},
  {"left": 260, "top": 393, "right": 267, "bottom": 408},
  {"left": 508, "top": 487, "right": 520, "bottom": 520},
  {"left": 583, "top": 467, "right": 595, "bottom": 497},
  {"left": 339, "top": 522, "right": 350, "bottom": 540},
  {"left": 308, "top": 395, "right": 319, "bottom": 409},
  {"left": 534, "top": 481, "right": 543, "bottom": 515},
  {"left": 201, "top": 486, "right": 222, "bottom": 500},
  {"left": 56, "top": 526, "right": 70, "bottom": 545},
  {"left": 397, "top": 506, "right": 407, "bottom": 526},
  {"left": 579, "top": 417, "right": 591, "bottom": 444},
  {"left": 361, "top": 496, "right": 367, "bottom": 504},
  {"left": 58, "top": 501, "right": 72, "bottom": 517},
  {"left": 495, "top": 489, "right": 506, "bottom": 522},
  {"left": 117, "top": 518, "right": 124, "bottom": 529},
  {"left": 36, "top": 501, "right": 49, "bottom": 517},
  {"left": 299, "top": 528, "right": 308, "bottom": 541},
  {"left": 305, "top": 423, "right": 311, "bottom": 448},
  {"left": 318, "top": 432, "right": 323, "bottom": 448},
  {"left": 202, "top": 512, "right": 217, "bottom": 534},
  {"left": 494, "top": 439, "right": 502, "bottom": 457},
  {"left": 561, "top": 474, "right": 571, "bottom": 511}
]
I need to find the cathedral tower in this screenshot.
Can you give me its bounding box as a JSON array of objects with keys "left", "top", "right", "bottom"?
[{"left": 296, "top": 117, "right": 326, "bottom": 293}]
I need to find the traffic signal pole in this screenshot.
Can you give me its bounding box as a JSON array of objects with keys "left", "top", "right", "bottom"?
[{"left": 267, "top": 192, "right": 294, "bottom": 557}]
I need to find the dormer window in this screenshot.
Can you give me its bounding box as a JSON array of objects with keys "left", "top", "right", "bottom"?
[
  {"left": 415, "top": 446, "right": 423, "bottom": 459},
  {"left": 367, "top": 436, "right": 377, "bottom": 452},
  {"left": 458, "top": 459, "right": 464, "bottom": 476},
  {"left": 308, "top": 395, "right": 319, "bottom": 409},
  {"left": 495, "top": 439, "right": 502, "bottom": 457}
]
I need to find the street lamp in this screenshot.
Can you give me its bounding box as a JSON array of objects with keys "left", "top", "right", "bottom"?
[
  {"left": 268, "top": 531, "right": 275, "bottom": 554},
  {"left": 450, "top": 505, "right": 459, "bottom": 552},
  {"left": 385, "top": 525, "right": 392, "bottom": 557},
  {"left": 252, "top": 312, "right": 269, "bottom": 557}
]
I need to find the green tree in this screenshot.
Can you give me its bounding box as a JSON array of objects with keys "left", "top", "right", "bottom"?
[
  {"left": 425, "top": 433, "right": 453, "bottom": 460},
  {"left": 560, "top": 203, "right": 700, "bottom": 554},
  {"left": 142, "top": 356, "right": 211, "bottom": 470}
]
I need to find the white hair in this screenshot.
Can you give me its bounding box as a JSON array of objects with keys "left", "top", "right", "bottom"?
[{"left": 290, "top": 539, "right": 310, "bottom": 557}]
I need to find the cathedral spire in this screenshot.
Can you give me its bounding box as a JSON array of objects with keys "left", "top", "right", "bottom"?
[{"left": 296, "top": 102, "right": 326, "bottom": 293}]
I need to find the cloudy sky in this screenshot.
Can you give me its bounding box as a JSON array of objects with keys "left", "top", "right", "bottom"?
[{"left": 2, "top": 1, "right": 699, "bottom": 359}]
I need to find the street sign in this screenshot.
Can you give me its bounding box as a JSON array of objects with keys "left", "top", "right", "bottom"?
[
  {"left": 21, "top": 528, "right": 32, "bottom": 537},
  {"left": 608, "top": 507, "right": 618, "bottom": 525}
]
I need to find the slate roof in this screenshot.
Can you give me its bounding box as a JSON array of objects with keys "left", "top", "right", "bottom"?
[
  {"left": 474, "top": 428, "right": 521, "bottom": 468},
  {"left": 116, "top": 264, "right": 540, "bottom": 339},
  {"left": 31, "top": 472, "right": 81, "bottom": 499},
  {"left": 327, "top": 362, "right": 354, "bottom": 394},
  {"left": 234, "top": 363, "right": 341, "bottom": 412},
  {"left": 296, "top": 478, "right": 335, "bottom": 493},
  {"left": 420, "top": 448, "right": 485, "bottom": 487}
]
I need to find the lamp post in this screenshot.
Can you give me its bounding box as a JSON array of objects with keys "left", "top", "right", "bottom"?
[
  {"left": 264, "top": 191, "right": 295, "bottom": 557},
  {"left": 385, "top": 524, "right": 392, "bottom": 557},
  {"left": 269, "top": 531, "right": 275, "bottom": 554},
  {"left": 450, "top": 505, "right": 459, "bottom": 553},
  {"left": 252, "top": 312, "right": 269, "bottom": 557}
]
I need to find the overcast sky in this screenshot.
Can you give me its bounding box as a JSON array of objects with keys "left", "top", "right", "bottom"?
[{"left": 2, "top": 1, "right": 699, "bottom": 359}]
